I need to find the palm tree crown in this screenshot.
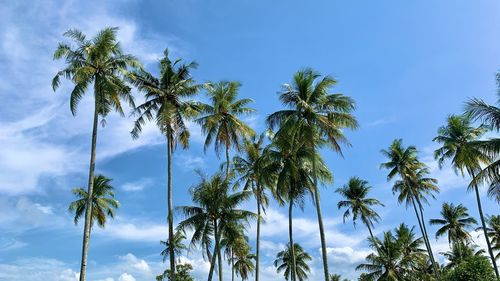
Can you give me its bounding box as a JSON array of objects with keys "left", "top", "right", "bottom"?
[
  {"left": 274, "top": 243, "right": 312, "bottom": 281},
  {"left": 69, "top": 174, "right": 119, "bottom": 228},
  {"left": 429, "top": 202, "right": 477, "bottom": 245}
]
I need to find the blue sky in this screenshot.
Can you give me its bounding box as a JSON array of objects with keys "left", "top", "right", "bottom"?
[{"left": 1, "top": 1, "right": 500, "bottom": 280}]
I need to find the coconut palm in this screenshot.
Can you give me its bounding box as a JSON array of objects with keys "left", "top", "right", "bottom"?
[
  {"left": 433, "top": 114, "right": 499, "bottom": 277},
  {"left": 69, "top": 174, "right": 119, "bottom": 228},
  {"left": 274, "top": 243, "right": 312, "bottom": 281},
  {"left": 336, "top": 177, "right": 384, "bottom": 244},
  {"left": 231, "top": 239, "right": 255, "bottom": 281},
  {"left": 380, "top": 139, "right": 440, "bottom": 277},
  {"left": 232, "top": 133, "right": 270, "bottom": 281},
  {"left": 441, "top": 242, "right": 485, "bottom": 269},
  {"left": 221, "top": 224, "right": 248, "bottom": 281},
  {"left": 177, "top": 172, "right": 255, "bottom": 281},
  {"left": 267, "top": 68, "right": 358, "bottom": 281},
  {"left": 129, "top": 49, "right": 199, "bottom": 279},
  {"left": 53, "top": 28, "right": 139, "bottom": 280},
  {"left": 484, "top": 215, "right": 500, "bottom": 260},
  {"left": 160, "top": 230, "right": 188, "bottom": 263},
  {"left": 429, "top": 203, "right": 477, "bottom": 245},
  {"left": 196, "top": 81, "right": 255, "bottom": 178}
]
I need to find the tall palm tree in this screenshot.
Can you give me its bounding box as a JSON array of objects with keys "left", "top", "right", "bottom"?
[
  {"left": 267, "top": 68, "right": 358, "bottom": 281},
  {"left": 433, "top": 114, "right": 499, "bottom": 277},
  {"left": 53, "top": 27, "right": 139, "bottom": 281},
  {"left": 336, "top": 177, "right": 384, "bottom": 243},
  {"left": 429, "top": 202, "right": 477, "bottom": 245},
  {"left": 177, "top": 172, "right": 255, "bottom": 281},
  {"left": 484, "top": 215, "right": 500, "bottom": 260},
  {"left": 197, "top": 81, "right": 255, "bottom": 178},
  {"left": 129, "top": 49, "right": 199, "bottom": 279},
  {"left": 233, "top": 133, "right": 270, "bottom": 281},
  {"left": 274, "top": 243, "right": 312, "bottom": 281},
  {"left": 69, "top": 174, "right": 119, "bottom": 228},
  {"left": 380, "top": 139, "right": 440, "bottom": 277},
  {"left": 263, "top": 129, "right": 331, "bottom": 281}
]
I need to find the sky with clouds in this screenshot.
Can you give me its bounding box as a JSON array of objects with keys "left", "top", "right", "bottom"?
[{"left": 1, "top": 1, "right": 500, "bottom": 280}]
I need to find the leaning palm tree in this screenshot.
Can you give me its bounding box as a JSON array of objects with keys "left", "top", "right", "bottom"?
[
  {"left": 336, "top": 177, "right": 384, "bottom": 244},
  {"left": 433, "top": 114, "right": 499, "bottom": 277},
  {"left": 484, "top": 215, "right": 500, "bottom": 260},
  {"left": 267, "top": 68, "right": 358, "bottom": 281},
  {"left": 197, "top": 81, "right": 255, "bottom": 178},
  {"left": 274, "top": 243, "right": 312, "bottom": 281},
  {"left": 233, "top": 133, "right": 270, "bottom": 281},
  {"left": 53, "top": 27, "right": 139, "bottom": 281},
  {"left": 177, "top": 172, "right": 255, "bottom": 281},
  {"left": 129, "top": 49, "right": 199, "bottom": 279},
  {"left": 429, "top": 202, "right": 477, "bottom": 245},
  {"left": 69, "top": 174, "right": 119, "bottom": 228},
  {"left": 380, "top": 139, "right": 440, "bottom": 277}
]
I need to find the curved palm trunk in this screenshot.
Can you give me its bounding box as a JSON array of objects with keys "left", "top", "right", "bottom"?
[
  {"left": 410, "top": 196, "right": 439, "bottom": 279},
  {"left": 255, "top": 186, "right": 261, "bottom": 281},
  {"left": 79, "top": 104, "right": 99, "bottom": 281},
  {"left": 472, "top": 179, "right": 500, "bottom": 278},
  {"left": 208, "top": 220, "right": 222, "bottom": 281},
  {"left": 167, "top": 130, "right": 176, "bottom": 281},
  {"left": 311, "top": 154, "right": 330, "bottom": 281},
  {"left": 364, "top": 220, "right": 382, "bottom": 255},
  {"left": 414, "top": 196, "right": 439, "bottom": 278},
  {"left": 288, "top": 201, "right": 297, "bottom": 281}
]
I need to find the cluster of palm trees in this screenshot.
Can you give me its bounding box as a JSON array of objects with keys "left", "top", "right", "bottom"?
[{"left": 53, "top": 27, "right": 499, "bottom": 281}]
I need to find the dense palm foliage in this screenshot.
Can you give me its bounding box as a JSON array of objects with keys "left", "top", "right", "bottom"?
[
  {"left": 380, "top": 139, "right": 440, "bottom": 278},
  {"left": 267, "top": 68, "right": 358, "bottom": 281},
  {"left": 69, "top": 174, "right": 119, "bottom": 228},
  {"left": 433, "top": 114, "right": 499, "bottom": 277},
  {"left": 336, "top": 177, "right": 384, "bottom": 242},
  {"left": 429, "top": 203, "right": 477, "bottom": 245},
  {"left": 129, "top": 49, "right": 200, "bottom": 279},
  {"left": 274, "top": 243, "right": 312, "bottom": 281},
  {"left": 197, "top": 81, "right": 256, "bottom": 178},
  {"left": 53, "top": 27, "right": 139, "bottom": 281},
  {"left": 53, "top": 27, "right": 500, "bottom": 281}
]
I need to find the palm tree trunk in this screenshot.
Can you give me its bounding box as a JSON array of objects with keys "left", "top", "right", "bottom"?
[
  {"left": 288, "top": 200, "right": 296, "bottom": 281},
  {"left": 472, "top": 175, "right": 500, "bottom": 278},
  {"left": 231, "top": 251, "right": 235, "bottom": 281},
  {"left": 208, "top": 219, "right": 222, "bottom": 281},
  {"left": 167, "top": 129, "right": 176, "bottom": 281},
  {"left": 226, "top": 144, "right": 230, "bottom": 180},
  {"left": 410, "top": 196, "right": 439, "bottom": 279},
  {"left": 255, "top": 185, "right": 261, "bottom": 281},
  {"left": 218, "top": 240, "right": 224, "bottom": 281},
  {"left": 79, "top": 104, "right": 99, "bottom": 281},
  {"left": 364, "top": 220, "right": 382, "bottom": 254},
  {"left": 414, "top": 196, "right": 439, "bottom": 278},
  {"left": 311, "top": 153, "right": 329, "bottom": 281}
]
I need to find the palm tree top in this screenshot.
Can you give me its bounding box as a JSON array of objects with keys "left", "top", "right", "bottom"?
[{"left": 429, "top": 202, "right": 477, "bottom": 244}]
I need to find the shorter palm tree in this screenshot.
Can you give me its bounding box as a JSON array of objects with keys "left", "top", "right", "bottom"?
[
  {"left": 336, "top": 177, "right": 384, "bottom": 243},
  {"left": 161, "top": 230, "right": 188, "bottom": 263},
  {"left": 441, "top": 242, "right": 485, "bottom": 269},
  {"left": 69, "top": 174, "right": 119, "bottom": 228},
  {"left": 274, "top": 243, "right": 312, "bottom": 281},
  {"left": 484, "top": 215, "right": 500, "bottom": 260},
  {"left": 429, "top": 203, "right": 477, "bottom": 245},
  {"left": 232, "top": 241, "right": 256, "bottom": 281},
  {"left": 329, "top": 274, "right": 348, "bottom": 281}
]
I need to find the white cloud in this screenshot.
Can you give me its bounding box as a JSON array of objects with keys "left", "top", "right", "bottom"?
[
  {"left": 118, "top": 273, "right": 136, "bottom": 281},
  {"left": 0, "top": 258, "right": 78, "bottom": 281},
  {"left": 97, "top": 219, "right": 167, "bottom": 242},
  {"left": 121, "top": 178, "right": 154, "bottom": 192},
  {"left": 119, "top": 253, "right": 151, "bottom": 273}
]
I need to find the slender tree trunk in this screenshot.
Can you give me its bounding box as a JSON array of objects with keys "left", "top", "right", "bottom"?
[
  {"left": 414, "top": 196, "right": 439, "bottom": 278},
  {"left": 218, "top": 238, "right": 224, "bottom": 281},
  {"left": 410, "top": 197, "right": 439, "bottom": 280},
  {"left": 311, "top": 152, "right": 329, "bottom": 281},
  {"left": 78, "top": 104, "right": 99, "bottom": 281},
  {"left": 471, "top": 174, "right": 500, "bottom": 278},
  {"left": 365, "top": 221, "right": 382, "bottom": 254},
  {"left": 167, "top": 130, "right": 176, "bottom": 281},
  {"left": 255, "top": 185, "right": 261, "bottom": 281},
  {"left": 231, "top": 251, "right": 235, "bottom": 281},
  {"left": 208, "top": 220, "right": 221, "bottom": 281},
  {"left": 226, "top": 144, "right": 230, "bottom": 180},
  {"left": 288, "top": 201, "right": 296, "bottom": 281}
]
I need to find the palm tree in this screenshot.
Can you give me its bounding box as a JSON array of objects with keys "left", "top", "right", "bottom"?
[
  {"left": 197, "top": 81, "right": 255, "bottom": 178},
  {"left": 336, "top": 177, "right": 384, "bottom": 244},
  {"left": 380, "top": 139, "right": 440, "bottom": 277},
  {"left": 233, "top": 133, "right": 270, "bottom": 281},
  {"left": 177, "top": 172, "right": 255, "bottom": 281},
  {"left": 484, "top": 215, "right": 500, "bottom": 260},
  {"left": 160, "top": 230, "right": 188, "bottom": 263},
  {"left": 267, "top": 68, "right": 358, "bottom": 281},
  {"left": 221, "top": 224, "right": 247, "bottom": 281},
  {"left": 231, "top": 239, "right": 255, "bottom": 281},
  {"left": 433, "top": 114, "right": 499, "bottom": 277},
  {"left": 429, "top": 202, "right": 477, "bottom": 245},
  {"left": 263, "top": 129, "right": 332, "bottom": 281},
  {"left": 53, "top": 27, "right": 138, "bottom": 281},
  {"left": 69, "top": 174, "right": 119, "bottom": 228},
  {"left": 441, "top": 242, "right": 485, "bottom": 269},
  {"left": 129, "top": 49, "right": 199, "bottom": 279},
  {"left": 274, "top": 243, "right": 312, "bottom": 281}
]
